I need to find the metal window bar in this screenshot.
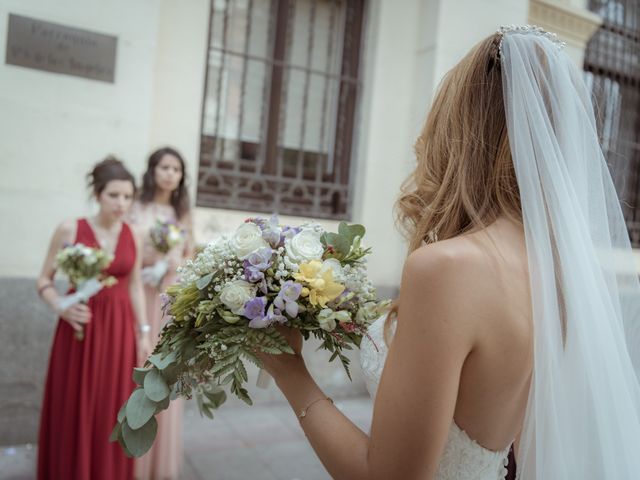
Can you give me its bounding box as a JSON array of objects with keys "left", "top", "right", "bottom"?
[
  {"left": 585, "top": 0, "right": 640, "bottom": 245},
  {"left": 197, "top": 0, "right": 364, "bottom": 220}
]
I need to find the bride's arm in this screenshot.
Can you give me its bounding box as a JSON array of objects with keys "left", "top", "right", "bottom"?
[{"left": 261, "top": 247, "right": 476, "bottom": 480}]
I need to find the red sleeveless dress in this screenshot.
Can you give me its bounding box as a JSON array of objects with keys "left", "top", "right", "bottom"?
[{"left": 37, "top": 218, "right": 137, "bottom": 480}]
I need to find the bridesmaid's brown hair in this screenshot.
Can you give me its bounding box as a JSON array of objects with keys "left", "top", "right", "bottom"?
[
  {"left": 87, "top": 156, "right": 136, "bottom": 196},
  {"left": 139, "top": 147, "right": 190, "bottom": 220}
]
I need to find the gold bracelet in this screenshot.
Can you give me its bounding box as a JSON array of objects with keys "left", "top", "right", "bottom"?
[{"left": 298, "top": 396, "right": 333, "bottom": 420}]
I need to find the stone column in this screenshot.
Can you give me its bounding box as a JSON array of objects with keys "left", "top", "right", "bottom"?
[{"left": 528, "top": 0, "right": 602, "bottom": 67}]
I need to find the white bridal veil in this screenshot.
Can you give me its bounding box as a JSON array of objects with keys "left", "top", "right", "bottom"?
[{"left": 499, "top": 26, "right": 640, "bottom": 479}]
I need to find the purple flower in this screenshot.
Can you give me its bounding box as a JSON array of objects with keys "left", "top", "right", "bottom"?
[
  {"left": 244, "top": 267, "right": 265, "bottom": 283},
  {"left": 159, "top": 292, "right": 171, "bottom": 308},
  {"left": 245, "top": 247, "right": 273, "bottom": 271},
  {"left": 266, "top": 304, "right": 287, "bottom": 324},
  {"left": 274, "top": 281, "right": 302, "bottom": 318},
  {"left": 282, "top": 225, "right": 301, "bottom": 240},
  {"left": 243, "top": 247, "right": 273, "bottom": 283},
  {"left": 262, "top": 214, "right": 284, "bottom": 248},
  {"left": 243, "top": 296, "right": 266, "bottom": 322}
]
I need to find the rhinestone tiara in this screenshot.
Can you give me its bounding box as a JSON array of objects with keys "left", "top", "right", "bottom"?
[{"left": 497, "top": 24, "right": 566, "bottom": 56}]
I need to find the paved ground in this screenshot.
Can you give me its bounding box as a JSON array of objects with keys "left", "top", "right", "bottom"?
[{"left": 0, "top": 396, "right": 373, "bottom": 480}]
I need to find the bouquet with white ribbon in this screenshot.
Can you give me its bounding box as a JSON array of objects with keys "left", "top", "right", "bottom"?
[
  {"left": 142, "top": 219, "right": 186, "bottom": 287},
  {"left": 55, "top": 243, "right": 117, "bottom": 340}
]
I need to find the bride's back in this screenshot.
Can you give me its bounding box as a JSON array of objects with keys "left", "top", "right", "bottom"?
[
  {"left": 443, "top": 218, "right": 533, "bottom": 452},
  {"left": 392, "top": 34, "right": 534, "bottom": 453}
]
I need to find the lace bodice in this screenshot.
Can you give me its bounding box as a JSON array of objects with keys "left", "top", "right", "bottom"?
[{"left": 360, "top": 317, "right": 510, "bottom": 480}]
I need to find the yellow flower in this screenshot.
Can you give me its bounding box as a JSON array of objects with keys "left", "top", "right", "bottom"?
[{"left": 294, "top": 260, "right": 345, "bottom": 307}]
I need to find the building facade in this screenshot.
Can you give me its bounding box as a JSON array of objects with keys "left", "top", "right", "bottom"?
[{"left": 0, "top": 0, "right": 612, "bottom": 444}]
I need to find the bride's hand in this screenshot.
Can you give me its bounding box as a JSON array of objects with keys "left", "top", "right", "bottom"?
[{"left": 256, "top": 326, "right": 308, "bottom": 382}]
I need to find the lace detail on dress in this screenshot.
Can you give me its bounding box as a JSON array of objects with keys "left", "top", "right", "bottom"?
[{"left": 359, "top": 317, "right": 510, "bottom": 480}]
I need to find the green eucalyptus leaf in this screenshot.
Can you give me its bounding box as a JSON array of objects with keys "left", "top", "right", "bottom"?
[
  {"left": 144, "top": 369, "right": 170, "bottom": 402},
  {"left": 154, "top": 395, "right": 171, "bottom": 413},
  {"left": 132, "top": 367, "right": 151, "bottom": 386},
  {"left": 109, "top": 422, "right": 121, "bottom": 442},
  {"left": 148, "top": 351, "right": 177, "bottom": 370},
  {"left": 118, "top": 434, "right": 134, "bottom": 458},
  {"left": 117, "top": 402, "right": 127, "bottom": 423},
  {"left": 125, "top": 388, "right": 157, "bottom": 430},
  {"left": 323, "top": 233, "right": 350, "bottom": 255},
  {"left": 196, "top": 272, "right": 214, "bottom": 290},
  {"left": 338, "top": 222, "right": 365, "bottom": 242},
  {"left": 122, "top": 416, "right": 158, "bottom": 457}
]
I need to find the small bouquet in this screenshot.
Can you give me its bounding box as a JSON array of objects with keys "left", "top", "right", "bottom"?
[
  {"left": 55, "top": 243, "right": 117, "bottom": 340},
  {"left": 142, "top": 220, "right": 186, "bottom": 287},
  {"left": 150, "top": 219, "right": 185, "bottom": 254},
  {"left": 111, "top": 216, "right": 389, "bottom": 457}
]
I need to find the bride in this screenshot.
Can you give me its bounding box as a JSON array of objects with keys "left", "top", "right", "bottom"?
[{"left": 257, "top": 26, "right": 640, "bottom": 479}]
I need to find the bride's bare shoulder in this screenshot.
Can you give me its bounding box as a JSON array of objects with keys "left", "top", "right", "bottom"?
[
  {"left": 401, "top": 234, "right": 511, "bottom": 326},
  {"left": 403, "top": 235, "right": 489, "bottom": 281}
]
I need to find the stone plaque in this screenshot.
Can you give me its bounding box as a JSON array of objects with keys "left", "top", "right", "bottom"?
[{"left": 5, "top": 14, "right": 117, "bottom": 83}]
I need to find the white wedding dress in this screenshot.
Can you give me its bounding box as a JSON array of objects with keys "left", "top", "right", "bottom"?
[{"left": 360, "top": 317, "right": 510, "bottom": 480}]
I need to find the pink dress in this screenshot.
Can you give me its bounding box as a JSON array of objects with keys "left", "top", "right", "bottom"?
[{"left": 129, "top": 202, "right": 188, "bottom": 480}]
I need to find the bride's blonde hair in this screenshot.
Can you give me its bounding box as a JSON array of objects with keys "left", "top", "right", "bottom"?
[{"left": 387, "top": 33, "right": 522, "bottom": 330}]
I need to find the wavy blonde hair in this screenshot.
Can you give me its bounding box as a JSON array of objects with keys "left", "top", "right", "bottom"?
[{"left": 387, "top": 33, "right": 522, "bottom": 327}]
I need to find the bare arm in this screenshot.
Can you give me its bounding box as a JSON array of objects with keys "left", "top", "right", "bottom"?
[
  {"left": 128, "top": 226, "right": 152, "bottom": 363},
  {"left": 37, "top": 219, "right": 91, "bottom": 331},
  {"left": 181, "top": 211, "right": 195, "bottom": 259},
  {"left": 261, "top": 248, "right": 475, "bottom": 480}
]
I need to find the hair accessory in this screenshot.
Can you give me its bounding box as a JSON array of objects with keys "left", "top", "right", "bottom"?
[{"left": 497, "top": 25, "right": 566, "bottom": 57}]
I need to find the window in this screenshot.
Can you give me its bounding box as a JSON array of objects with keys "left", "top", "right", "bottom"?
[
  {"left": 197, "top": 0, "right": 365, "bottom": 220},
  {"left": 584, "top": 0, "right": 640, "bottom": 245}
]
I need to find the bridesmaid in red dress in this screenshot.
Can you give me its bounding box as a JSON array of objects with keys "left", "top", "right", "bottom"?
[
  {"left": 129, "top": 147, "right": 193, "bottom": 480},
  {"left": 36, "top": 157, "right": 152, "bottom": 480}
]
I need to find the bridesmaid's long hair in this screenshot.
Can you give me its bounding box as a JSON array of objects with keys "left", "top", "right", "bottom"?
[
  {"left": 139, "top": 147, "right": 190, "bottom": 220},
  {"left": 387, "top": 33, "right": 522, "bottom": 332}
]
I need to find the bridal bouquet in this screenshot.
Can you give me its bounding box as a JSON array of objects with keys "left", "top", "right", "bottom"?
[
  {"left": 55, "top": 243, "right": 117, "bottom": 340},
  {"left": 142, "top": 220, "right": 186, "bottom": 287},
  {"left": 111, "top": 216, "right": 389, "bottom": 457}
]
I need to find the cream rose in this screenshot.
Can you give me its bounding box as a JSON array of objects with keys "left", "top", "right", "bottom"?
[
  {"left": 230, "top": 223, "right": 268, "bottom": 259},
  {"left": 317, "top": 308, "right": 337, "bottom": 332},
  {"left": 284, "top": 229, "right": 324, "bottom": 269},
  {"left": 219, "top": 280, "right": 256, "bottom": 315}
]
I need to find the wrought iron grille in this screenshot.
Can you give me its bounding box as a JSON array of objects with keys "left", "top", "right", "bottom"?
[
  {"left": 197, "top": 0, "right": 365, "bottom": 220},
  {"left": 584, "top": 0, "right": 640, "bottom": 245}
]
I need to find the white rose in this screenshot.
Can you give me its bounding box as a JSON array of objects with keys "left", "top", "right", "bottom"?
[
  {"left": 285, "top": 229, "right": 324, "bottom": 267},
  {"left": 321, "top": 258, "right": 344, "bottom": 282},
  {"left": 219, "top": 280, "right": 256, "bottom": 315},
  {"left": 230, "top": 223, "right": 268, "bottom": 259}
]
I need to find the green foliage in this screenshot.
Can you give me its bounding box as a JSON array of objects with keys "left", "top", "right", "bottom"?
[
  {"left": 111, "top": 221, "right": 386, "bottom": 458},
  {"left": 125, "top": 388, "right": 156, "bottom": 430},
  {"left": 122, "top": 416, "right": 157, "bottom": 457},
  {"left": 321, "top": 222, "right": 369, "bottom": 264},
  {"left": 143, "top": 369, "right": 170, "bottom": 402}
]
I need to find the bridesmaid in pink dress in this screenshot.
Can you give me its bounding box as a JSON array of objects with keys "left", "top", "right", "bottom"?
[
  {"left": 129, "top": 147, "right": 193, "bottom": 480},
  {"left": 36, "top": 157, "right": 152, "bottom": 480}
]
